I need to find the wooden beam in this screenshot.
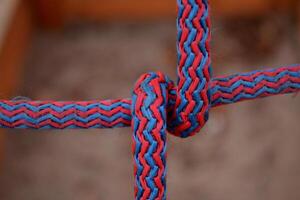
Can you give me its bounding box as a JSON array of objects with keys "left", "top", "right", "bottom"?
[
  {"left": 0, "top": 0, "right": 34, "bottom": 98},
  {"left": 211, "top": 0, "right": 272, "bottom": 18},
  {"left": 33, "top": 0, "right": 177, "bottom": 28},
  {"left": 0, "top": 0, "right": 35, "bottom": 167},
  {"left": 34, "top": 0, "right": 64, "bottom": 29},
  {"left": 63, "top": 0, "right": 177, "bottom": 22},
  {"left": 33, "top": 0, "right": 299, "bottom": 28}
]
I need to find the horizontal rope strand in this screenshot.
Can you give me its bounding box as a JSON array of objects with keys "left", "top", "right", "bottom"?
[{"left": 0, "top": 65, "right": 299, "bottom": 129}]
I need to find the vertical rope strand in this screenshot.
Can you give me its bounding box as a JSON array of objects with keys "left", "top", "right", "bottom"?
[
  {"left": 132, "top": 73, "right": 174, "bottom": 200},
  {"left": 170, "top": 0, "right": 212, "bottom": 138}
]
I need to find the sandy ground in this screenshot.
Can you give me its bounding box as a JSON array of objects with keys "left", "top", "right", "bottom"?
[{"left": 0, "top": 19, "right": 299, "bottom": 200}]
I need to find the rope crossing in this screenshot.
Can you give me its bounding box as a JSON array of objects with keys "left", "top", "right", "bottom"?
[{"left": 0, "top": 0, "right": 300, "bottom": 199}]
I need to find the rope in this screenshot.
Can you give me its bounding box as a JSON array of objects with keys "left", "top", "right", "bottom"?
[
  {"left": 0, "top": 0, "right": 300, "bottom": 199},
  {"left": 1, "top": 66, "right": 299, "bottom": 130}
]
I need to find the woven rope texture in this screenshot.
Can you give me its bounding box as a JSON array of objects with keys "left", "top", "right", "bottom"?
[{"left": 0, "top": 0, "right": 300, "bottom": 199}]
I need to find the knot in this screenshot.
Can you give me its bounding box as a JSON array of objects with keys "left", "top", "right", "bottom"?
[
  {"left": 132, "top": 71, "right": 211, "bottom": 138},
  {"left": 131, "top": 71, "right": 211, "bottom": 199}
]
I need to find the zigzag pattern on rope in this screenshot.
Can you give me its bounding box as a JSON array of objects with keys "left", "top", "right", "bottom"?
[
  {"left": 1, "top": 0, "right": 300, "bottom": 199},
  {"left": 211, "top": 65, "right": 300, "bottom": 106},
  {"left": 1, "top": 66, "right": 299, "bottom": 130},
  {"left": 132, "top": 72, "right": 172, "bottom": 200},
  {"left": 172, "top": 0, "right": 211, "bottom": 138},
  {"left": 0, "top": 99, "right": 132, "bottom": 129}
]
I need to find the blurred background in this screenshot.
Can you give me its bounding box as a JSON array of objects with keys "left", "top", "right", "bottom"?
[{"left": 0, "top": 0, "right": 300, "bottom": 199}]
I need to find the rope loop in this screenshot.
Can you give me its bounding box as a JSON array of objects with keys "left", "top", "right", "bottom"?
[
  {"left": 131, "top": 1, "right": 212, "bottom": 198},
  {"left": 133, "top": 0, "right": 213, "bottom": 139},
  {"left": 132, "top": 68, "right": 212, "bottom": 139},
  {"left": 1, "top": 0, "right": 300, "bottom": 199},
  {"left": 131, "top": 70, "right": 211, "bottom": 199}
]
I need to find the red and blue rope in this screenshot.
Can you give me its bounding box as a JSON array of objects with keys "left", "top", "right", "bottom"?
[
  {"left": 1, "top": 66, "right": 299, "bottom": 130},
  {"left": 0, "top": 0, "right": 300, "bottom": 199}
]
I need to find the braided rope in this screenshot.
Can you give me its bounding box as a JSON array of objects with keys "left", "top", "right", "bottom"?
[
  {"left": 1, "top": 66, "right": 299, "bottom": 130},
  {"left": 0, "top": 0, "right": 300, "bottom": 199},
  {"left": 132, "top": 72, "right": 172, "bottom": 200},
  {"left": 171, "top": 0, "right": 211, "bottom": 138}
]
